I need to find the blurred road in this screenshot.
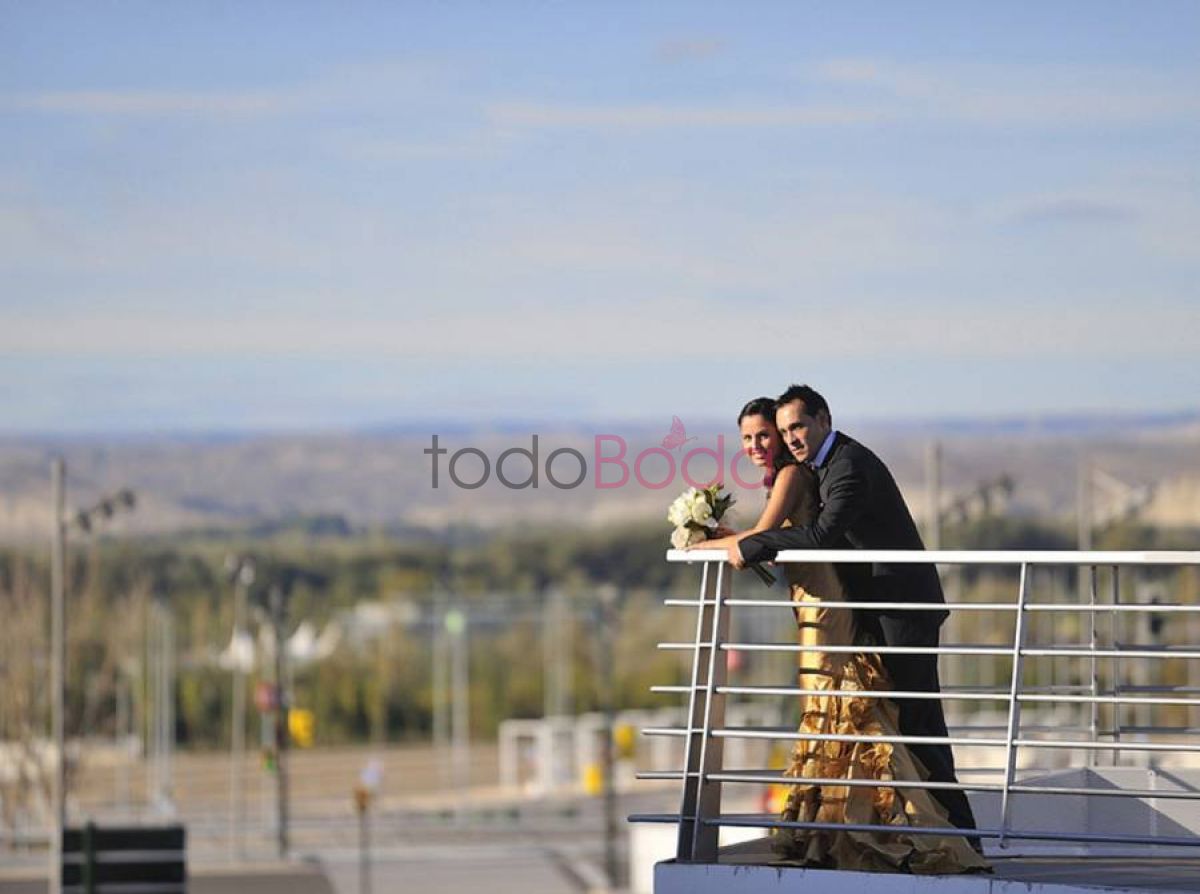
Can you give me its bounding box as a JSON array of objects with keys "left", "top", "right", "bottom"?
[{"left": 0, "top": 864, "right": 334, "bottom": 894}]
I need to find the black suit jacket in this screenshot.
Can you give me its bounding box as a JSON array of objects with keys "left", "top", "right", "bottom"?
[{"left": 740, "top": 432, "right": 947, "bottom": 628}]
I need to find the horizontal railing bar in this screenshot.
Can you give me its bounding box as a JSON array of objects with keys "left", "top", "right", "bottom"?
[
  {"left": 706, "top": 772, "right": 1200, "bottom": 801},
  {"left": 712, "top": 728, "right": 1009, "bottom": 746},
  {"left": 657, "top": 726, "right": 1200, "bottom": 752},
  {"left": 953, "top": 683, "right": 1199, "bottom": 698},
  {"left": 1024, "top": 647, "right": 1200, "bottom": 659},
  {"left": 1003, "top": 784, "right": 1200, "bottom": 801},
  {"left": 719, "top": 598, "right": 1200, "bottom": 614},
  {"left": 718, "top": 643, "right": 1011, "bottom": 655},
  {"left": 709, "top": 771, "right": 999, "bottom": 792},
  {"left": 658, "top": 641, "right": 1200, "bottom": 659},
  {"left": 669, "top": 548, "right": 1200, "bottom": 565},
  {"left": 1015, "top": 739, "right": 1200, "bottom": 753},
  {"left": 705, "top": 815, "right": 1200, "bottom": 848},
  {"left": 713, "top": 684, "right": 1200, "bottom": 707},
  {"left": 704, "top": 816, "right": 959, "bottom": 839},
  {"left": 640, "top": 716, "right": 1112, "bottom": 736},
  {"left": 1019, "top": 693, "right": 1200, "bottom": 706},
  {"left": 945, "top": 684, "right": 1101, "bottom": 693},
  {"left": 636, "top": 771, "right": 692, "bottom": 780},
  {"left": 1032, "top": 604, "right": 1200, "bottom": 613},
  {"left": 725, "top": 599, "right": 1015, "bottom": 611},
  {"left": 948, "top": 725, "right": 1101, "bottom": 733},
  {"left": 650, "top": 685, "right": 692, "bottom": 694},
  {"left": 717, "top": 685, "right": 1007, "bottom": 701}
]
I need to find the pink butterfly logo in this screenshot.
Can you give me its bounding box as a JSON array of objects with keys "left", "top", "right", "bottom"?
[{"left": 661, "top": 415, "right": 698, "bottom": 452}]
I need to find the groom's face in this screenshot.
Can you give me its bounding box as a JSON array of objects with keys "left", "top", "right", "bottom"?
[{"left": 776, "top": 399, "right": 832, "bottom": 464}]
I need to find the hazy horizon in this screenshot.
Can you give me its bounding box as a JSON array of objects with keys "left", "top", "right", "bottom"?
[{"left": 2, "top": 405, "right": 1198, "bottom": 442}]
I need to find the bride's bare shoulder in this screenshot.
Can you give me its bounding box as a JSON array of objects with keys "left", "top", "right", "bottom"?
[{"left": 774, "top": 462, "right": 815, "bottom": 488}]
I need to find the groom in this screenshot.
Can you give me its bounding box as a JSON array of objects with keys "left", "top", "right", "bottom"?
[{"left": 731, "top": 384, "right": 979, "bottom": 840}]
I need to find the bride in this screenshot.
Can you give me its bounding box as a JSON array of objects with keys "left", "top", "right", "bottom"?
[{"left": 690, "top": 396, "right": 988, "bottom": 874}]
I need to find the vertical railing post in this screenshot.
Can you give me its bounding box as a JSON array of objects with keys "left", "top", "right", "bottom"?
[
  {"left": 675, "top": 562, "right": 712, "bottom": 861},
  {"left": 1088, "top": 564, "right": 1099, "bottom": 767},
  {"left": 1111, "top": 566, "right": 1122, "bottom": 768},
  {"left": 675, "top": 561, "right": 730, "bottom": 862},
  {"left": 690, "top": 563, "right": 730, "bottom": 862},
  {"left": 998, "top": 562, "right": 1030, "bottom": 849}
]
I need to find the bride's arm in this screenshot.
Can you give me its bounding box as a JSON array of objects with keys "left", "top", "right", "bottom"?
[{"left": 686, "top": 466, "right": 802, "bottom": 551}]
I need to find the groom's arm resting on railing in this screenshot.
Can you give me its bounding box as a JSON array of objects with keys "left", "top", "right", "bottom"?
[
  {"left": 685, "top": 465, "right": 803, "bottom": 568},
  {"left": 732, "top": 459, "right": 871, "bottom": 568}
]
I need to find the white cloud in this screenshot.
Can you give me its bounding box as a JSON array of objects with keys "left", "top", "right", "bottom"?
[
  {"left": 811, "top": 58, "right": 1200, "bottom": 128},
  {"left": 656, "top": 37, "right": 727, "bottom": 63},
  {"left": 1008, "top": 198, "right": 1137, "bottom": 226},
  {"left": 486, "top": 101, "right": 892, "bottom": 130},
  {"left": 485, "top": 59, "right": 1200, "bottom": 133},
  {"left": 5, "top": 89, "right": 296, "bottom": 116},
  {"left": 1, "top": 58, "right": 451, "bottom": 119},
  {"left": 321, "top": 128, "right": 514, "bottom": 163}
]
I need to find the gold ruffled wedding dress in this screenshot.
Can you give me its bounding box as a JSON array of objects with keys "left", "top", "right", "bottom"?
[{"left": 770, "top": 466, "right": 989, "bottom": 874}]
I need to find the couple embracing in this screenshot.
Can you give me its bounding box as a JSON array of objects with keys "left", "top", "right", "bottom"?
[{"left": 690, "top": 384, "right": 989, "bottom": 874}]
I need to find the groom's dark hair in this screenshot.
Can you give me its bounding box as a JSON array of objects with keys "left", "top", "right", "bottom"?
[{"left": 776, "top": 384, "right": 831, "bottom": 424}]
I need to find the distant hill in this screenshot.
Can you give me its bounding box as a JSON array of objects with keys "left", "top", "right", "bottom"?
[{"left": 1, "top": 412, "right": 1198, "bottom": 542}]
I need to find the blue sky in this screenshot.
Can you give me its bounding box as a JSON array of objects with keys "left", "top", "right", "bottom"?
[{"left": 3, "top": 2, "right": 1199, "bottom": 432}]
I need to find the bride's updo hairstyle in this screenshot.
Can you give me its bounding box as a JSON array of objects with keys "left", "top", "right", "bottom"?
[{"left": 736, "top": 396, "right": 797, "bottom": 476}]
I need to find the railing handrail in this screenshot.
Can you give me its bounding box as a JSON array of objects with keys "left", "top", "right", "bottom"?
[{"left": 669, "top": 548, "right": 1200, "bottom": 565}]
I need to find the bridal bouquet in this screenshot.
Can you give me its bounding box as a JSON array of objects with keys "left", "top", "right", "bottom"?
[
  {"left": 667, "top": 484, "right": 775, "bottom": 585},
  {"left": 667, "top": 484, "right": 733, "bottom": 549}
]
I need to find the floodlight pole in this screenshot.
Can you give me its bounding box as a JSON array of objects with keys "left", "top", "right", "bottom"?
[{"left": 49, "top": 459, "right": 66, "bottom": 894}]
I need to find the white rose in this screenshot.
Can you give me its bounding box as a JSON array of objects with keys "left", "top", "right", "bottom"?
[
  {"left": 670, "top": 525, "right": 708, "bottom": 549},
  {"left": 689, "top": 497, "right": 714, "bottom": 527},
  {"left": 667, "top": 497, "right": 692, "bottom": 528}
]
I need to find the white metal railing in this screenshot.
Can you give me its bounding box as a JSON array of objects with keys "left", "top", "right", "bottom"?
[{"left": 629, "top": 549, "right": 1200, "bottom": 863}]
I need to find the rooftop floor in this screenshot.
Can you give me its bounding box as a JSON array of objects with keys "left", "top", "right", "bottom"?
[{"left": 655, "top": 837, "right": 1200, "bottom": 894}]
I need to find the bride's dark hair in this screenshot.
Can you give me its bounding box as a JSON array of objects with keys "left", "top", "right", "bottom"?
[
  {"left": 736, "top": 396, "right": 774, "bottom": 427},
  {"left": 737, "top": 396, "right": 797, "bottom": 477}
]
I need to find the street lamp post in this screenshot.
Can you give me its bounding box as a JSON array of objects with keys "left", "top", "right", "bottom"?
[
  {"left": 225, "top": 556, "right": 255, "bottom": 863},
  {"left": 49, "top": 460, "right": 65, "bottom": 894},
  {"left": 593, "top": 585, "right": 621, "bottom": 890},
  {"left": 270, "top": 584, "right": 290, "bottom": 859},
  {"left": 445, "top": 607, "right": 469, "bottom": 823},
  {"left": 47, "top": 460, "right": 135, "bottom": 894}
]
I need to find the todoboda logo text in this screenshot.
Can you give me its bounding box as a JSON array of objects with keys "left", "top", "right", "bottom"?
[{"left": 424, "top": 419, "right": 768, "bottom": 491}]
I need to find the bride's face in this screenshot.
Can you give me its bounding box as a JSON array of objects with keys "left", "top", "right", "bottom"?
[{"left": 739, "top": 414, "right": 782, "bottom": 469}]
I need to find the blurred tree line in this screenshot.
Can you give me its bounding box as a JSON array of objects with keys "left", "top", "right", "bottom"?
[
  {"left": 1, "top": 515, "right": 1197, "bottom": 768},
  {"left": 0, "top": 520, "right": 701, "bottom": 758}
]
